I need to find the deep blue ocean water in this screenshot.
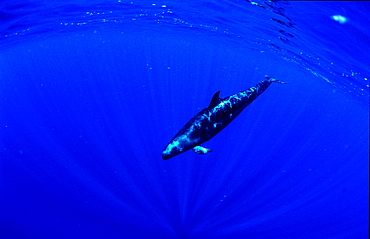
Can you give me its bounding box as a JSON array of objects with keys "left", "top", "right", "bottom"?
[{"left": 0, "top": 1, "right": 369, "bottom": 238}]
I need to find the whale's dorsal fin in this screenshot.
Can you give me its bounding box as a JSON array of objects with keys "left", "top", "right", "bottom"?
[{"left": 208, "top": 91, "right": 221, "bottom": 108}]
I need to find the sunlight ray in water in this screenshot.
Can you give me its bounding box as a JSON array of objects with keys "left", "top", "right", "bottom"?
[{"left": 0, "top": 1, "right": 368, "bottom": 238}]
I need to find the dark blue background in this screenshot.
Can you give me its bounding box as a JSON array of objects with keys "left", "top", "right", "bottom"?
[{"left": 0, "top": 1, "right": 368, "bottom": 238}]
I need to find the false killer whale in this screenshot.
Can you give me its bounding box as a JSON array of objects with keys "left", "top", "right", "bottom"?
[{"left": 162, "top": 75, "right": 285, "bottom": 160}]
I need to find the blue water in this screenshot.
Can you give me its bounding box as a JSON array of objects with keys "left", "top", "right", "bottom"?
[{"left": 0, "top": 1, "right": 369, "bottom": 238}]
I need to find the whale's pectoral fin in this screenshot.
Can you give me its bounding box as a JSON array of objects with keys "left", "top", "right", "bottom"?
[
  {"left": 264, "top": 75, "right": 287, "bottom": 84},
  {"left": 192, "top": 146, "right": 213, "bottom": 155},
  {"left": 208, "top": 91, "right": 221, "bottom": 108}
]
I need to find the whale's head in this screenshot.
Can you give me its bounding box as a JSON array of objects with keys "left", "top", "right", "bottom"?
[
  {"left": 162, "top": 134, "right": 198, "bottom": 160},
  {"left": 162, "top": 137, "right": 186, "bottom": 160}
]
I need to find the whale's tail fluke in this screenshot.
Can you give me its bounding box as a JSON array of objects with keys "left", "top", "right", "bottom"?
[{"left": 265, "top": 75, "right": 287, "bottom": 84}]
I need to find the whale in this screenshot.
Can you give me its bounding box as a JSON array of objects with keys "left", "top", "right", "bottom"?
[{"left": 162, "top": 75, "right": 286, "bottom": 160}]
